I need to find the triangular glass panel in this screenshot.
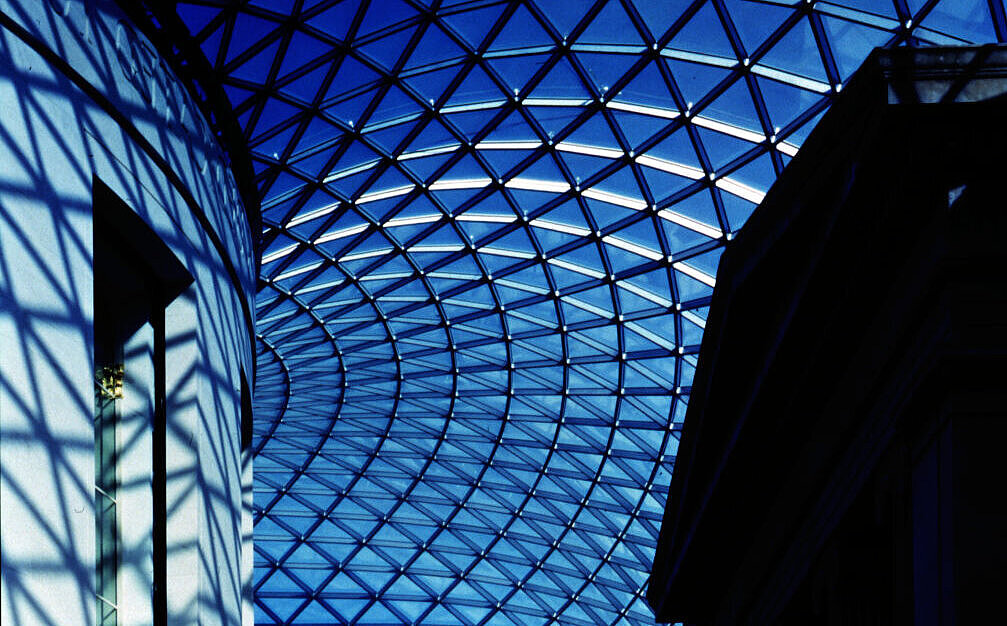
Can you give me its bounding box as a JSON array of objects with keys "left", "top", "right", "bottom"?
[
  {"left": 720, "top": 0, "right": 794, "bottom": 55},
  {"left": 820, "top": 16, "right": 893, "bottom": 83},
  {"left": 359, "top": 27, "right": 418, "bottom": 70},
  {"left": 231, "top": 40, "right": 282, "bottom": 83},
  {"left": 575, "top": 52, "right": 640, "bottom": 95},
  {"left": 662, "top": 57, "right": 732, "bottom": 109},
  {"left": 306, "top": 0, "right": 361, "bottom": 41},
  {"left": 278, "top": 31, "right": 332, "bottom": 79},
  {"left": 916, "top": 0, "right": 996, "bottom": 44},
  {"left": 490, "top": 4, "right": 552, "bottom": 51},
  {"left": 226, "top": 13, "right": 279, "bottom": 65},
  {"left": 759, "top": 15, "right": 830, "bottom": 85},
  {"left": 177, "top": 3, "right": 220, "bottom": 36},
  {"left": 358, "top": 0, "right": 418, "bottom": 36},
  {"left": 530, "top": 57, "right": 592, "bottom": 101},
  {"left": 487, "top": 53, "right": 551, "bottom": 95},
  {"left": 578, "top": 0, "right": 644, "bottom": 45},
  {"left": 442, "top": 3, "right": 508, "bottom": 49},
  {"left": 327, "top": 56, "right": 384, "bottom": 99},
  {"left": 406, "top": 22, "right": 467, "bottom": 69}
]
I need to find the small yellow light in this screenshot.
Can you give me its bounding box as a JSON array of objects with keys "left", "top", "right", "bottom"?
[{"left": 96, "top": 365, "right": 124, "bottom": 400}]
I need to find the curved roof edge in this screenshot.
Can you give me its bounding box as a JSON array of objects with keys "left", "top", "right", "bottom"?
[{"left": 114, "top": 0, "right": 262, "bottom": 257}]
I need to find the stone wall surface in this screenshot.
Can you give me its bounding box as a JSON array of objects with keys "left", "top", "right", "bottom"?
[{"left": 0, "top": 0, "right": 254, "bottom": 623}]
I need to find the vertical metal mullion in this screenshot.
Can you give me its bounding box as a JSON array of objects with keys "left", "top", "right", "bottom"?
[
  {"left": 94, "top": 274, "right": 120, "bottom": 626},
  {"left": 152, "top": 297, "right": 167, "bottom": 626}
]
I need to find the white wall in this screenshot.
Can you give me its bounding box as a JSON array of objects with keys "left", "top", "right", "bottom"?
[{"left": 0, "top": 0, "right": 255, "bottom": 623}]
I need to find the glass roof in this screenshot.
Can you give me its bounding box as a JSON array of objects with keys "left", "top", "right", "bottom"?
[{"left": 174, "top": 1, "right": 1004, "bottom": 623}]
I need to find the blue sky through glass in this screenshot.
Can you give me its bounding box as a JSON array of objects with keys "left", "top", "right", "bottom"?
[{"left": 174, "top": 1, "right": 1005, "bottom": 623}]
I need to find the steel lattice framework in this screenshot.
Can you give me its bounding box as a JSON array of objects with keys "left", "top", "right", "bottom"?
[{"left": 173, "top": 1, "right": 1004, "bottom": 623}]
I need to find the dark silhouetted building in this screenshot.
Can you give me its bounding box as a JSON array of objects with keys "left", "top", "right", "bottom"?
[{"left": 648, "top": 46, "right": 1007, "bottom": 626}]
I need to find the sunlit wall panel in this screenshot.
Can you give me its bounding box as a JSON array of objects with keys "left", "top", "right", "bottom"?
[{"left": 0, "top": 0, "right": 256, "bottom": 623}]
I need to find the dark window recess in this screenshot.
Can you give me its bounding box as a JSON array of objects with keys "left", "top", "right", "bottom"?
[
  {"left": 93, "top": 179, "right": 191, "bottom": 626},
  {"left": 240, "top": 367, "right": 253, "bottom": 452}
]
